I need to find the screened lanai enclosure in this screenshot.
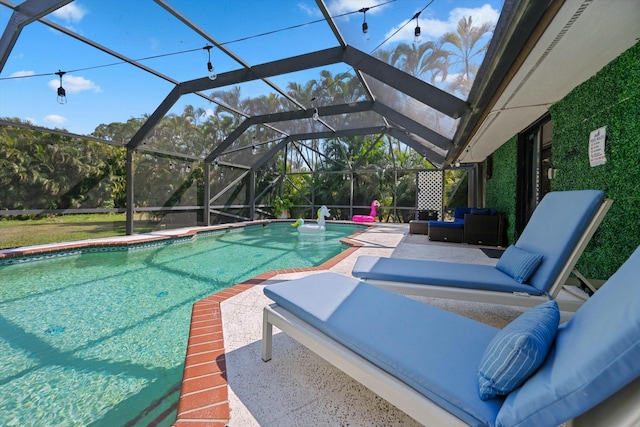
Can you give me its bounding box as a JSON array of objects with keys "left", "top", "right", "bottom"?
[{"left": 0, "top": 0, "right": 553, "bottom": 235}]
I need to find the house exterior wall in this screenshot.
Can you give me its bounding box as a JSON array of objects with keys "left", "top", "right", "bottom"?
[{"left": 486, "top": 40, "right": 640, "bottom": 279}]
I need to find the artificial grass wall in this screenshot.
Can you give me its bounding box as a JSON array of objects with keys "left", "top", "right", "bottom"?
[
  {"left": 549, "top": 40, "right": 640, "bottom": 279},
  {"left": 485, "top": 137, "right": 517, "bottom": 245},
  {"left": 486, "top": 41, "right": 640, "bottom": 279}
]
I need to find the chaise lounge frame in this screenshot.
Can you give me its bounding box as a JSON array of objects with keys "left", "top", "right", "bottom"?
[
  {"left": 262, "top": 301, "right": 640, "bottom": 427},
  {"left": 353, "top": 191, "right": 612, "bottom": 312}
]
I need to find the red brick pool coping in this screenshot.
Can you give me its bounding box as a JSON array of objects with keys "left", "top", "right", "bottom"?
[
  {"left": 0, "top": 221, "right": 371, "bottom": 426},
  {"left": 172, "top": 228, "right": 368, "bottom": 427}
]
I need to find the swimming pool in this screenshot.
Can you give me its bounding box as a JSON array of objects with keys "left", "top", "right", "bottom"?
[{"left": 0, "top": 222, "right": 364, "bottom": 426}]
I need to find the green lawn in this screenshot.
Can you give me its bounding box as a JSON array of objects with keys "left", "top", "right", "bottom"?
[{"left": 0, "top": 214, "right": 158, "bottom": 249}]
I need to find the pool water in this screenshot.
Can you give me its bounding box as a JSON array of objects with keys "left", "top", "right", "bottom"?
[{"left": 0, "top": 223, "right": 362, "bottom": 426}]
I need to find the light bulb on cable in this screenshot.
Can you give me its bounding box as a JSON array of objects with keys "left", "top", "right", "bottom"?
[
  {"left": 203, "top": 45, "right": 217, "bottom": 80},
  {"left": 360, "top": 8, "right": 370, "bottom": 41},
  {"left": 312, "top": 108, "right": 319, "bottom": 121},
  {"left": 413, "top": 12, "right": 422, "bottom": 45},
  {"left": 207, "top": 61, "right": 216, "bottom": 80},
  {"left": 55, "top": 70, "right": 67, "bottom": 104}
]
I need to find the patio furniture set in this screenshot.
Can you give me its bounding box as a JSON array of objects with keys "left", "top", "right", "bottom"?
[{"left": 410, "top": 207, "right": 506, "bottom": 246}]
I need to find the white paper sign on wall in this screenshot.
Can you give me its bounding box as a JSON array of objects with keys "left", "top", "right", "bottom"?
[{"left": 589, "top": 127, "right": 606, "bottom": 167}]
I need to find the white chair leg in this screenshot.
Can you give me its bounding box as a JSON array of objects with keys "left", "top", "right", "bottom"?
[{"left": 262, "top": 307, "right": 273, "bottom": 362}]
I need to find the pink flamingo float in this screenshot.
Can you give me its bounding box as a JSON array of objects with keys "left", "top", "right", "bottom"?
[{"left": 352, "top": 200, "right": 380, "bottom": 222}]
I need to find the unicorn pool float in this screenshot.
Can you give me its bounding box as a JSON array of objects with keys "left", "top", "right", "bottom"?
[
  {"left": 291, "top": 205, "right": 331, "bottom": 233},
  {"left": 352, "top": 200, "right": 380, "bottom": 222}
]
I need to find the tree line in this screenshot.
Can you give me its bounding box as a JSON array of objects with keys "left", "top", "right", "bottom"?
[{"left": 0, "top": 16, "right": 490, "bottom": 221}]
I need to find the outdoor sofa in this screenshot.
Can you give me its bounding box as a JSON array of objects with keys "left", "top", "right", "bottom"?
[
  {"left": 262, "top": 245, "right": 640, "bottom": 426},
  {"left": 352, "top": 190, "right": 611, "bottom": 311},
  {"left": 427, "top": 207, "right": 501, "bottom": 244}
]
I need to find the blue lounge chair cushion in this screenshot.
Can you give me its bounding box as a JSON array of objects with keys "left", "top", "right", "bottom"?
[
  {"left": 352, "top": 256, "right": 546, "bottom": 295},
  {"left": 513, "top": 190, "right": 604, "bottom": 292},
  {"left": 264, "top": 272, "right": 504, "bottom": 427},
  {"left": 478, "top": 300, "right": 560, "bottom": 400},
  {"left": 495, "top": 245, "right": 543, "bottom": 284},
  {"left": 495, "top": 246, "right": 640, "bottom": 427}
]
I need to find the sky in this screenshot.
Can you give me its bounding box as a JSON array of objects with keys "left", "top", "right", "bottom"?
[{"left": 0, "top": 0, "right": 502, "bottom": 137}]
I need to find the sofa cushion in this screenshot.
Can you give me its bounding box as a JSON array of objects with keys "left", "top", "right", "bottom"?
[
  {"left": 454, "top": 206, "right": 473, "bottom": 220},
  {"left": 495, "top": 245, "right": 543, "bottom": 284},
  {"left": 470, "top": 208, "right": 496, "bottom": 216},
  {"left": 428, "top": 219, "right": 464, "bottom": 229},
  {"left": 496, "top": 245, "right": 640, "bottom": 427},
  {"left": 478, "top": 300, "right": 560, "bottom": 400}
]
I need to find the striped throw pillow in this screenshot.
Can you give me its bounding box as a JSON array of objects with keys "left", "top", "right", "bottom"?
[
  {"left": 478, "top": 300, "right": 560, "bottom": 400},
  {"left": 496, "top": 245, "right": 543, "bottom": 283}
]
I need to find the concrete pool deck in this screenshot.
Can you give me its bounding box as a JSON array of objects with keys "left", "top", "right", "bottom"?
[{"left": 173, "top": 223, "right": 583, "bottom": 427}]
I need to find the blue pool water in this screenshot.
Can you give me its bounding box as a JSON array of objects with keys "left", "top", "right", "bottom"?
[{"left": 0, "top": 223, "right": 363, "bottom": 426}]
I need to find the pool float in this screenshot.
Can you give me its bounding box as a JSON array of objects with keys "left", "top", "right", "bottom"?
[
  {"left": 291, "top": 205, "right": 330, "bottom": 233},
  {"left": 352, "top": 200, "right": 380, "bottom": 222}
]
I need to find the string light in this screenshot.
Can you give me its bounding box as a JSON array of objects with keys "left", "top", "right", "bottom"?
[
  {"left": 203, "top": 45, "right": 216, "bottom": 80},
  {"left": 0, "top": 1, "right": 400, "bottom": 88},
  {"left": 312, "top": 107, "right": 319, "bottom": 121},
  {"left": 55, "top": 70, "right": 66, "bottom": 104},
  {"left": 252, "top": 136, "right": 257, "bottom": 154},
  {"left": 413, "top": 11, "right": 422, "bottom": 44},
  {"left": 360, "top": 7, "right": 370, "bottom": 40}
]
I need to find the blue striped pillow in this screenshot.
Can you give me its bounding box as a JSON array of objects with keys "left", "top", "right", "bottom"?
[
  {"left": 478, "top": 300, "right": 560, "bottom": 400},
  {"left": 496, "top": 245, "right": 543, "bottom": 283}
]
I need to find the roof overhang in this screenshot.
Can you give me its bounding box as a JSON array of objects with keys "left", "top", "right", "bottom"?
[{"left": 453, "top": 0, "right": 640, "bottom": 164}]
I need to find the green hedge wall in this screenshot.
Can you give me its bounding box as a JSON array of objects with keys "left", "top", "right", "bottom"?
[
  {"left": 485, "top": 41, "right": 639, "bottom": 279},
  {"left": 485, "top": 136, "right": 517, "bottom": 245},
  {"left": 549, "top": 40, "right": 640, "bottom": 279}
]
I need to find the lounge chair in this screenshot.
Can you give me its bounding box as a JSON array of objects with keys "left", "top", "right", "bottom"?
[
  {"left": 262, "top": 245, "right": 640, "bottom": 427},
  {"left": 352, "top": 190, "right": 612, "bottom": 311}
]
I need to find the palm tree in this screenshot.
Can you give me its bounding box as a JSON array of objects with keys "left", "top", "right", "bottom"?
[
  {"left": 441, "top": 16, "right": 494, "bottom": 98},
  {"left": 390, "top": 41, "right": 449, "bottom": 84}
]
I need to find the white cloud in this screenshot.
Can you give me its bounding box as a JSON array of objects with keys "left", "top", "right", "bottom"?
[
  {"left": 51, "top": 3, "right": 87, "bottom": 23},
  {"left": 298, "top": 3, "right": 318, "bottom": 16},
  {"left": 44, "top": 114, "right": 67, "bottom": 124},
  {"left": 48, "top": 74, "right": 101, "bottom": 94},
  {"left": 9, "top": 70, "right": 34, "bottom": 78},
  {"left": 385, "top": 4, "right": 499, "bottom": 44},
  {"left": 326, "top": 0, "right": 390, "bottom": 21},
  {"left": 447, "top": 4, "right": 500, "bottom": 33}
]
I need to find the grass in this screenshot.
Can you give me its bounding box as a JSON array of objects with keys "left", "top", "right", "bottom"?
[{"left": 0, "top": 214, "right": 158, "bottom": 249}]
